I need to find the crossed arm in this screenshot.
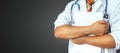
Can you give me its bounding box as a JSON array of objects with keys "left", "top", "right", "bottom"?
[
  {"left": 54, "top": 20, "right": 115, "bottom": 48},
  {"left": 72, "top": 34, "right": 115, "bottom": 48}
]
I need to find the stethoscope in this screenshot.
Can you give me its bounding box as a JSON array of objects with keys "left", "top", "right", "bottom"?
[{"left": 70, "top": 0, "right": 109, "bottom": 24}]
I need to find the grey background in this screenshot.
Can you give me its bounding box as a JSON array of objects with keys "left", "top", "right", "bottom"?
[{"left": 1, "top": 0, "right": 120, "bottom": 53}]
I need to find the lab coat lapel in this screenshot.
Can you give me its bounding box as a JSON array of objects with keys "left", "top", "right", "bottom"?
[{"left": 92, "top": 0, "right": 102, "bottom": 12}]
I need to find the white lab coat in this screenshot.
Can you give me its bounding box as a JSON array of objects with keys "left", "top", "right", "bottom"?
[{"left": 54, "top": 0, "right": 120, "bottom": 53}]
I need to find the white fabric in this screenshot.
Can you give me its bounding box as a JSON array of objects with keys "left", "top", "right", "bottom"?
[
  {"left": 54, "top": 0, "right": 120, "bottom": 53},
  {"left": 70, "top": 12, "right": 103, "bottom": 53}
]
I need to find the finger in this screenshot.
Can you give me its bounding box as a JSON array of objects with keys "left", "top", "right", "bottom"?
[
  {"left": 105, "top": 24, "right": 109, "bottom": 28},
  {"left": 96, "top": 33, "right": 103, "bottom": 36},
  {"left": 98, "top": 20, "right": 108, "bottom": 24},
  {"left": 105, "top": 30, "right": 108, "bottom": 34},
  {"left": 97, "top": 20, "right": 106, "bottom": 23}
]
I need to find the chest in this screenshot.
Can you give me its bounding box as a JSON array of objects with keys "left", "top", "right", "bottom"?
[{"left": 72, "top": 11, "right": 104, "bottom": 26}]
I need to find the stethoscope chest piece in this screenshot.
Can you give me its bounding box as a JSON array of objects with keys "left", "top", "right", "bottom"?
[{"left": 103, "top": 13, "right": 109, "bottom": 19}]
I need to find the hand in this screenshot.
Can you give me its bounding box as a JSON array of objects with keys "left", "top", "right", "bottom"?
[{"left": 90, "top": 20, "right": 109, "bottom": 35}]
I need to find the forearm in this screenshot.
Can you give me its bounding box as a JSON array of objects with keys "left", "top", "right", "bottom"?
[
  {"left": 72, "top": 34, "right": 116, "bottom": 48},
  {"left": 54, "top": 24, "right": 91, "bottom": 39}
]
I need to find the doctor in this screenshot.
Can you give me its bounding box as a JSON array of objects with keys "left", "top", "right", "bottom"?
[{"left": 54, "top": 0, "right": 120, "bottom": 53}]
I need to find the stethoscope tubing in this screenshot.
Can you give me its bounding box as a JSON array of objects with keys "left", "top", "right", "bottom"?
[{"left": 71, "top": 0, "right": 108, "bottom": 13}]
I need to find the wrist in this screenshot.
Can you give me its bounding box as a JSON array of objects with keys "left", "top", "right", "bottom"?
[{"left": 86, "top": 25, "right": 92, "bottom": 35}]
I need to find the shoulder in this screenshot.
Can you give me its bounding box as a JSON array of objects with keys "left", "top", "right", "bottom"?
[
  {"left": 66, "top": 0, "right": 75, "bottom": 6},
  {"left": 64, "top": 0, "right": 76, "bottom": 10}
]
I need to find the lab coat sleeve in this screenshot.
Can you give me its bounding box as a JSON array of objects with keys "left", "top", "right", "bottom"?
[
  {"left": 109, "top": 1, "right": 120, "bottom": 50},
  {"left": 54, "top": 1, "right": 74, "bottom": 29}
]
